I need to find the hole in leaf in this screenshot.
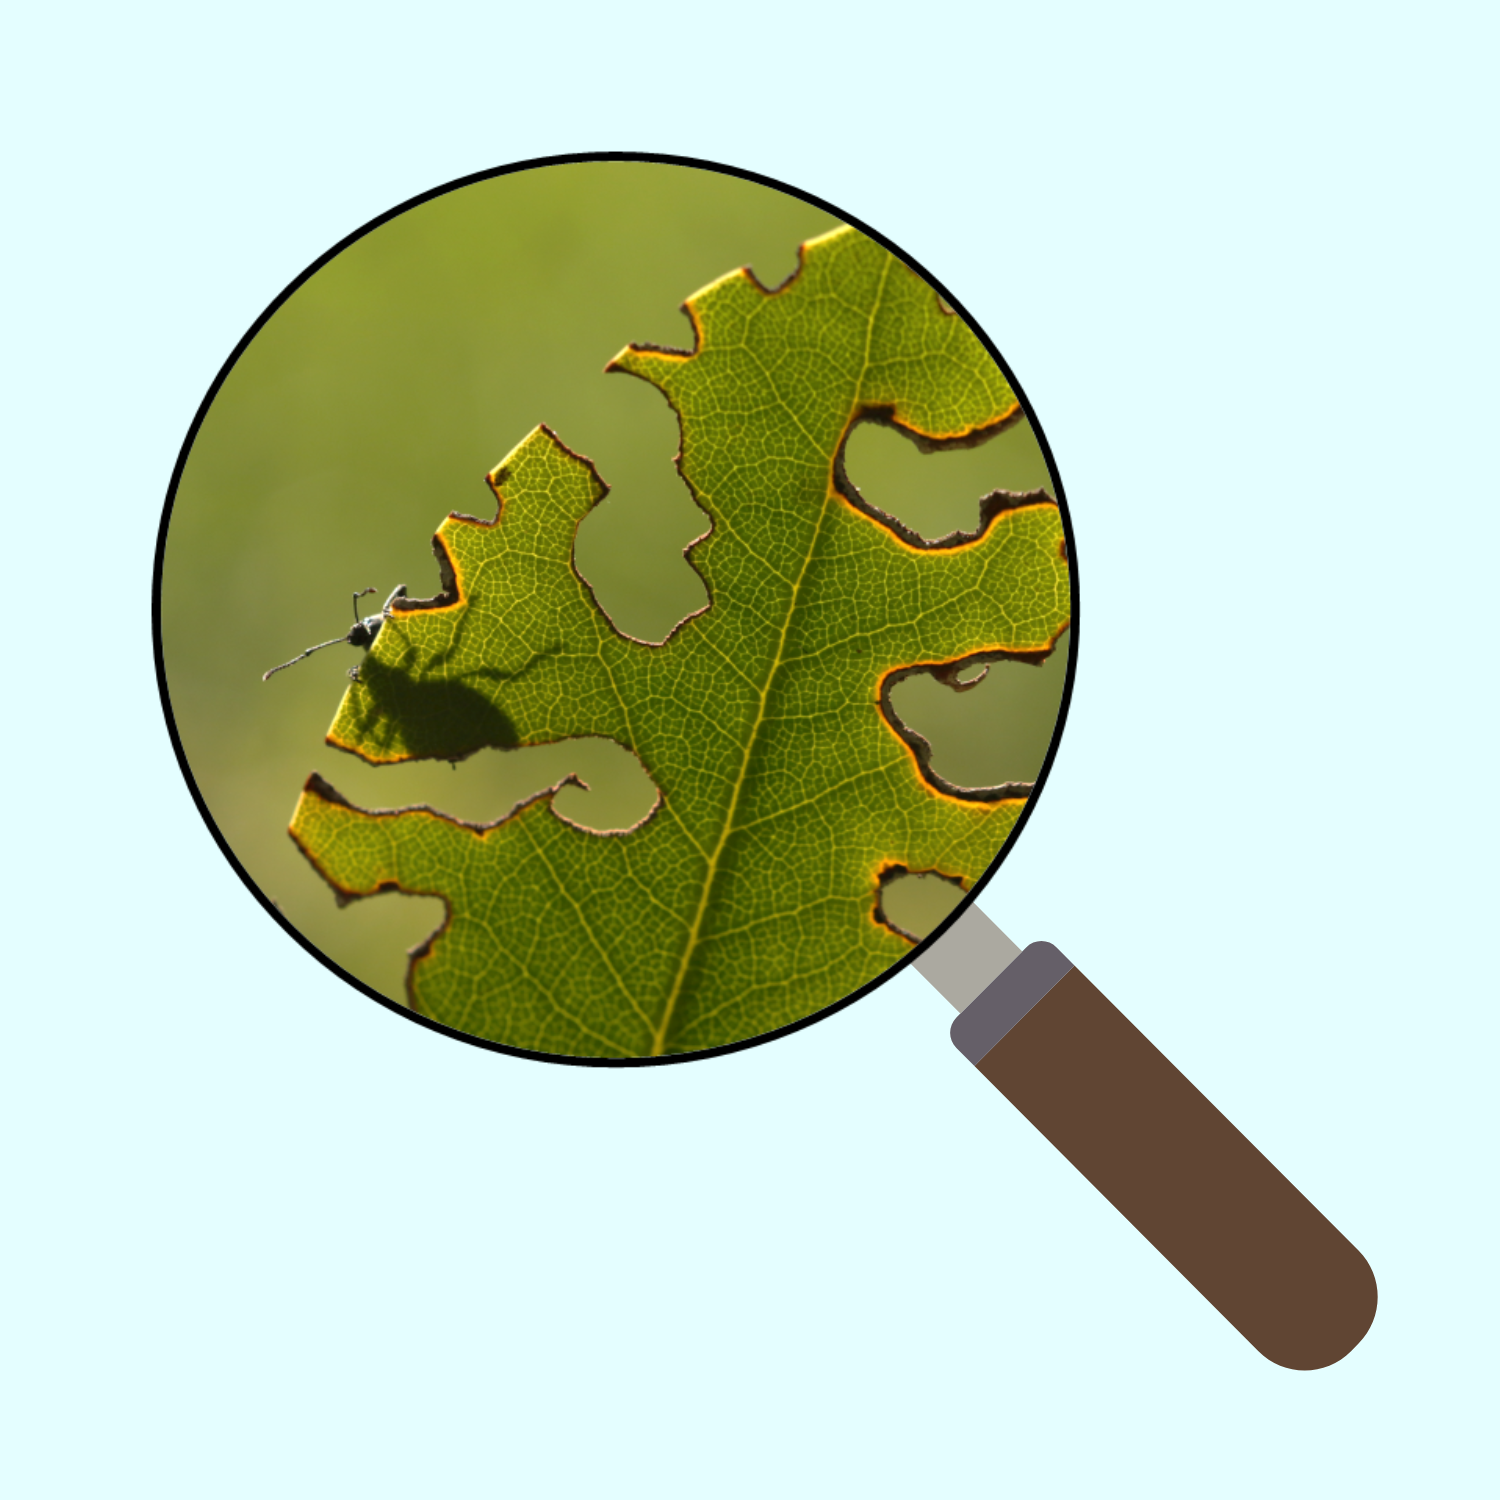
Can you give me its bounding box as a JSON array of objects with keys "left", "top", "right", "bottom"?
[
  {"left": 572, "top": 378, "right": 711, "bottom": 645},
  {"left": 888, "top": 633, "right": 1069, "bottom": 790},
  {"left": 878, "top": 869, "right": 966, "bottom": 941},
  {"left": 842, "top": 417, "right": 1053, "bottom": 543},
  {"left": 319, "top": 736, "right": 660, "bottom": 833}
]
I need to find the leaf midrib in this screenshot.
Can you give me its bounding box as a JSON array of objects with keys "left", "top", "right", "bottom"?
[
  {"left": 647, "top": 490, "right": 836, "bottom": 1056},
  {"left": 648, "top": 259, "right": 893, "bottom": 1055}
]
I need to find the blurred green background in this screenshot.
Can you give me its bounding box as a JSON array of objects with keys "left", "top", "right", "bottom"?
[{"left": 160, "top": 160, "right": 1070, "bottom": 1006}]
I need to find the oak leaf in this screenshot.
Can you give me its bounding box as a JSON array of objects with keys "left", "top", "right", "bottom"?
[{"left": 290, "top": 227, "right": 1069, "bottom": 1058}]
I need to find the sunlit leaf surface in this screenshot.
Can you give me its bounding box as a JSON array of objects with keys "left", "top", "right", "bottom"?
[{"left": 291, "top": 228, "right": 1069, "bottom": 1057}]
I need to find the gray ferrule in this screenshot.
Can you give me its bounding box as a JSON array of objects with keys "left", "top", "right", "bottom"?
[{"left": 949, "top": 942, "right": 1075, "bottom": 1065}]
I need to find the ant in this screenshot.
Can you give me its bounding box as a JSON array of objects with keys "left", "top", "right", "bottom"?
[{"left": 262, "top": 585, "right": 407, "bottom": 682}]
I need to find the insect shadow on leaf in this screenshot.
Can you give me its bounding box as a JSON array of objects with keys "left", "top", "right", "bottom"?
[{"left": 339, "top": 653, "right": 528, "bottom": 764}]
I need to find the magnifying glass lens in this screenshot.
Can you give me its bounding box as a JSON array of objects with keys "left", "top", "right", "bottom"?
[{"left": 160, "top": 160, "right": 1071, "bottom": 1063}]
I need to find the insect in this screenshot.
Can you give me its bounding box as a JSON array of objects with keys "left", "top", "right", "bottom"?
[{"left": 262, "top": 585, "right": 408, "bottom": 682}]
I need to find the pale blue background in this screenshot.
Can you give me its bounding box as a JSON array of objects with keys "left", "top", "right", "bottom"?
[{"left": 3, "top": 3, "right": 1495, "bottom": 1495}]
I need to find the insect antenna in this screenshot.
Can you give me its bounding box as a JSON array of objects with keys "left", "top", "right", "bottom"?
[{"left": 262, "top": 635, "right": 350, "bottom": 682}]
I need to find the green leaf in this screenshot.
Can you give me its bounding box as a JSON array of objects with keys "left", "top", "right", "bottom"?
[{"left": 289, "top": 226, "right": 1070, "bottom": 1058}]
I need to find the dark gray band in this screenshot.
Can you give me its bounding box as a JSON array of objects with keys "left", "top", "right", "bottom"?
[{"left": 949, "top": 941, "right": 1074, "bottom": 1065}]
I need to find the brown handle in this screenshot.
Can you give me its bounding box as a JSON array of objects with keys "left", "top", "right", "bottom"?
[{"left": 951, "top": 944, "right": 1377, "bottom": 1369}]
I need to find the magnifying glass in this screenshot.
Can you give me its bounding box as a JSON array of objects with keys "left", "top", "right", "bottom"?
[{"left": 154, "top": 155, "right": 1376, "bottom": 1373}]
